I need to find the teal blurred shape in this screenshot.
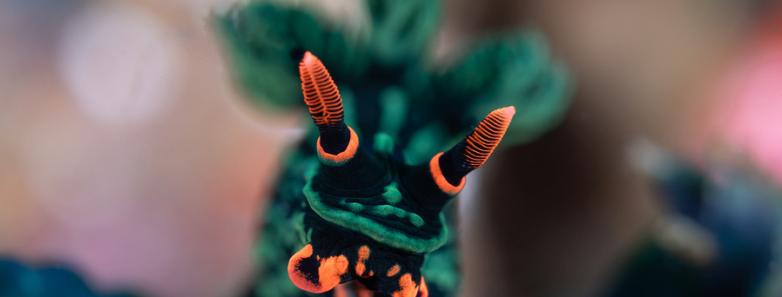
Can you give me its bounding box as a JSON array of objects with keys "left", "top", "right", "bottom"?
[
  {"left": 365, "top": 0, "right": 440, "bottom": 66},
  {"left": 214, "top": 0, "right": 570, "bottom": 146},
  {"left": 216, "top": 2, "right": 368, "bottom": 109},
  {"left": 432, "top": 32, "right": 571, "bottom": 145},
  {"left": 0, "top": 258, "right": 139, "bottom": 297}
]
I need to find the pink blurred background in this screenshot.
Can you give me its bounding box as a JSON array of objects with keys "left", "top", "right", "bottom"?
[
  {"left": 1, "top": 1, "right": 781, "bottom": 297},
  {"left": 0, "top": 1, "right": 302, "bottom": 296}
]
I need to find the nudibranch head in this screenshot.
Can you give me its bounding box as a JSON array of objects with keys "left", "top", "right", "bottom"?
[{"left": 288, "top": 52, "right": 514, "bottom": 296}]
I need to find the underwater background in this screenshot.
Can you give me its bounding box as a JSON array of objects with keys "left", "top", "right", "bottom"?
[{"left": 1, "top": 0, "right": 782, "bottom": 296}]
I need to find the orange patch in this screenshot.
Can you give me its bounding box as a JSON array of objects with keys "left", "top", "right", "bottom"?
[
  {"left": 299, "top": 52, "right": 344, "bottom": 126},
  {"left": 317, "top": 126, "right": 359, "bottom": 165},
  {"left": 355, "top": 245, "right": 371, "bottom": 276},
  {"left": 288, "top": 244, "right": 318, "bottom": 292},
  {"left": 418, "top": 277, "right": 429, "bottom": 297},
  {"left": 287, "top": 244, "right": 349, "bottom": 293},
  {"left": 318, "top": 254, "right": 349, "bottom": 292},
  {"left": 386, "top": 264, "right": 401, "bottom": 277},
  {"left": 391, "top": 273, "right": 419, "bottom": 297},
  {"left": 429, "top": 152, "right": 466, "bottom": 195},
  {"left": 464, "top": 106, "right": 515, "bottom": 169}
]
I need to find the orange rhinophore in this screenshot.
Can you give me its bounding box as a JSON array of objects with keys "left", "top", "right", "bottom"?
[
  {"left": 299, "top": 51, "right": 344, "bottom": 126},
  {"left": 429, "top": 106, "right": 515, "bottom": 196},
  {"left": 464, "top": 106, "right": 516, "bottom": 168}
]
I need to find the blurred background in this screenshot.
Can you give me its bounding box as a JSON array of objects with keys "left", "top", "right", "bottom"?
[{"left": 1, "top": 0, "right": 782, "bottom": 296}]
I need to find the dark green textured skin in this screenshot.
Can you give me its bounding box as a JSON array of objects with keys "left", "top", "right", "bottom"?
[
  {"left": 252, "top": 132, "right": 463, "bottom": 297},
  {"left": 0, "top": 258, "right": 138, "bottom": 297},
  {"left": 303, "top": 133, "right": 453, "bottom": 254},
  {"left": 216, "top": 0, "right": 570, "bottom": 296}
]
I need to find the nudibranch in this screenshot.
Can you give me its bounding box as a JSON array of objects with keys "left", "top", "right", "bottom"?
[{"left": 287, "top": 52, "right": 515, "bottom": 297}]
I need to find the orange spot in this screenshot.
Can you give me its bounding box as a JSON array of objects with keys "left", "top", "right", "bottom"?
[
  {"left": 391, "top": 273, "right": 419, "bottom": 297},
  {"left": 464, "top": 106, "right": 515, "bottom": 168},
  {"left": 418, "top": 277, "right": 429, "bottom": 297},
  {"left": 318, "top": 254, "right": 349, "bottom": 291},
  {"left": 386, "top": 264, "right": 401, "bottom": 277},
  {"left": 317, "top": 126, "right": 359, "bottom": 165},
  {"left": 355, "top": 245, "right": 371, "bottom": 276},
  {"left": 299, "top": 51, "right": 343, "bottom": 126},
  {"left": 429, "top": 152, "right": 465, "bottom": 195},
  {"left": 287, "top": 244, "right": 349, "bottom": 293}
]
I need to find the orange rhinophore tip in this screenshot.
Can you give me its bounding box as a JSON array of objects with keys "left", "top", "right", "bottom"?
[
  {"left": 299, "top": 51, "right": 344, "bottom": 126},
  {"left": 464, "top": 106, "right": 515, "bottom": 169}
]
